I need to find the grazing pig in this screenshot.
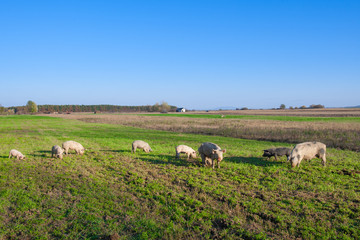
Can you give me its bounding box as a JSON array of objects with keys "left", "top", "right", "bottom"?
[
  {"left": 198, "top": 142, "right": 226, "bottom": 169},
  {"left": 51, "top": 145, "right": 64, "bottom": 159},
  {"left": 62, "top": 141, "right": 85, "bottom": 155},
  {"left": 9, "top": 149, "right": 25, "bottom": 160},
  {"left": 132, "top": 140, "right": 152, "bottom": 153},
  {"left": 262, "top": 147, "right": 292, "bottom": 161},
  {"left": 175, "top": 145, "right": 197, "bottom": 160},
  {"left": 289, "top": 141, "right": 326, "bottom": 167}
]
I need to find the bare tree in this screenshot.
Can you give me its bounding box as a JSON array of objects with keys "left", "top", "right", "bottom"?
[{"left": 160, "top": 101, "right": 170, "bottom": 113}]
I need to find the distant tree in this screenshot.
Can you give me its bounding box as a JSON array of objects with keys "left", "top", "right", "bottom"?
[
  {"left": 289, "top": 106, "right": 294, "bottom": 110},
  {"left": 0, "top": 104, "right": 4, "bottom": 114},
  {"left": 300, "top": 105, "right": 307, "bottom": 109},
  {"left": 152, "top": 102, "right": 160, "bottom": 112},
  {"left": 151, "top": 101, "right": 171, "bottom": 113},
  {"left": 280, "top": 104, "right": 286, "bottom": 109},
  {"left": 7, "top": 108, "right": 15, "bottom": 114},
  {"left": 241, "top": 107, "right": 248, "bottom": 110},
  {"left": 309, "top": 104, "right": 325, "bottom": 109},
  {"left": 26, "top": 100, "right": 38, "bottom": 114},
  {"left": 160, "top": 101, "right": 171, "bottom": 113}
]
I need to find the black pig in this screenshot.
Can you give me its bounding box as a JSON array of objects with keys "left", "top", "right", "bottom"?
[{"left": 262, "top": 147, "right": 292, "bottom": 161}]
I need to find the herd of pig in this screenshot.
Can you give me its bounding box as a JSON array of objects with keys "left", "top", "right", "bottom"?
[
  {"left": 8, "top": 139, "right": 327, "bottom": 168},
  {"left": 8, "top": 140, "right": 85, "bottom": 161},
  {"left": 174, "top": 141, "right": 326, "bottom": 168}
]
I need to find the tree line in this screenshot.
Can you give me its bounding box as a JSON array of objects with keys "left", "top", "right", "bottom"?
[
  {"left": 276, "top": 104, "right": 325, "bottom": 110},
  {"left": 1, "top": 101, "right": 177, "bottom": 114}
]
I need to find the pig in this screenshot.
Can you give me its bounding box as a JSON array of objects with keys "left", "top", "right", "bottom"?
[
  {"left": 51, "top": 145, "right": 64, "bottom": 159},
  {"left": 198, "top": 142, "right": 226, "bottom": 169},
  {"left": 132, "top": 140, "right": 152, "bottom": 153},
  {"left": 288, "top": 141, "right": 326, "bottom": 167},
  {"left": 9, "top": 149, "right": 25, "bottom": 160},
  {"left": 262, "top": 147, "right": 292, "bottom": 161},
  {"left": 62, "top": 141, "right": 85, "bottom": 155},
  {"left": 175, "top": 145, "right": 197, "bottom": 160}
]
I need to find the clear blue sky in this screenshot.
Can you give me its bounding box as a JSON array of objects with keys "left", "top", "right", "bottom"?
[{"left": 1, "top": 0, "right": 359, "bottom": 109}]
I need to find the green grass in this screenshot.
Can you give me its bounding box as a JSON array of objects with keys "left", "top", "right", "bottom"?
[
  {"left": 144, "top": 113, "right": 360, "bottom": 122},
  {"left": 0, "top": 115, "right": 360, "bottom": 239}
]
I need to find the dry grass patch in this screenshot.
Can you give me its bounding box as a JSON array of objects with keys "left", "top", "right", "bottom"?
[
  {"left": 53, "top": 113, "right": 360, "bottom": 151},
  {"left": 206, "top": 108, "right": 360, "bottom": 117}
]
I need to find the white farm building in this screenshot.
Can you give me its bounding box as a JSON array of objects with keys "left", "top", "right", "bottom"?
[{"left": 176, "top": 108, "right": 186, "bottom": 112}]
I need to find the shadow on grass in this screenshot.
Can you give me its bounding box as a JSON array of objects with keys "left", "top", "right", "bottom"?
[
  {"left": 225, "top": 156, "right": 285, "bottom": 167},
  {"left": 134, "top": 154, "right": 284, "bottom": 168},
  {"left": 100, "top": 149, "right": 131, "bottom": 154},
  {"left": 136, "top": 154, "right": 197, "bottom": 167},
  {"left": 0, "top": 155, "right": 9, "bottom": 160},
  {"left": 29, "top": 150, "right": 51, "bottom": 158}
]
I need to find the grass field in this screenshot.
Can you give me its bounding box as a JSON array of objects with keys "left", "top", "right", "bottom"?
[
  {"left": 55, "top": 113, "right": 360, "bottom": 151},
  {"left": 1, "top": 115, "right": 360, "bottom": 239}
]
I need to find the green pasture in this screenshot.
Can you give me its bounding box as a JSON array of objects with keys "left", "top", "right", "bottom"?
[
  {"left": 144, "top": 113, "right": 360, "bottom": 122},
  {"left": 0, "top": 115, "right": 359, "bottom": 239}
]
